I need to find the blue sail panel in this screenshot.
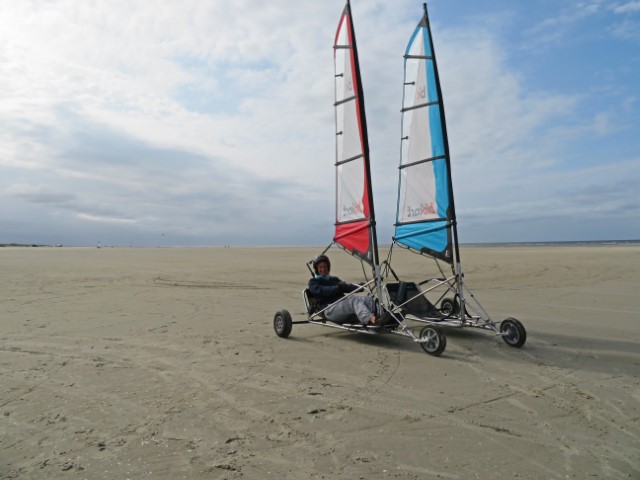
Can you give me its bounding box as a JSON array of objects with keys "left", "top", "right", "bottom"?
[{"left": 395, "top": 221, "right": 449, "bottom": 256}]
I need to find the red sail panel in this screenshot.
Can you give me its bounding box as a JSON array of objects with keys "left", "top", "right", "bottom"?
[{"left": 335, "top": 220, "right": 370, "bottom": 255}]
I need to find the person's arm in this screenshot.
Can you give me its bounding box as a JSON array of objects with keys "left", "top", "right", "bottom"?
[
  {"left": 308, "top": 277, "right": 340, "bottom": 299},
  {"left": 339, "top": 281, "right": 358, "bottom": 293}
]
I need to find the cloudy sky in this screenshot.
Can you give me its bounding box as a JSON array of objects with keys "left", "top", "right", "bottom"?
[{"left": 1, "top": 0, "right": 638, "bottom": 246}]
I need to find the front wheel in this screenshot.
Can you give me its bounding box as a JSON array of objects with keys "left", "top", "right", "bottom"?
[
  {"left": 500, "top": 318, "right": 526, "bottom": 348},
  {"left": 419, "top": 325, "right": 446, "bottom": 356},
  {"left": 274, "top": 310, "right": 292, "bottom": 338}
]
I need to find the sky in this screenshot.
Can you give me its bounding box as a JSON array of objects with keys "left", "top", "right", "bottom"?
[{"left": 1, "top": 0, "right": 639, "bottom": 247}]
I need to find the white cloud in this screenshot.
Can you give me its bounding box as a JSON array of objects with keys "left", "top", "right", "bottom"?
[
  {"left": 6, "top": 184, "right": 76, "bottom": 203},
  {"left": 610, "top": 18, "right": 640, "bottom": 39},
  {"left": 77, "top": 213, "right": 136, "bottom": 224},
  {"left": 527, "top": 3, "right": 599, "bottom": 39},
  {"left": 614, "top": 1, "right": 640, "bottom": 13}
]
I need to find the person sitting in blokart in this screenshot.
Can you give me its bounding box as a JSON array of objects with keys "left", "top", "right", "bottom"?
[{"left": 308, "top": 255, "right": 387, "bottom": 328}]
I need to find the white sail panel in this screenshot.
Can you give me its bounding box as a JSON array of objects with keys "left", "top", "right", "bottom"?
[
  {"left": 337, "top": 159, "right": 366, "bottom": 222},
  {"left": 398, "top": 162, "right": 438, "bottom": 222},
  {"left": 335, "top": 102, "right": 363, "bottom": 169}
]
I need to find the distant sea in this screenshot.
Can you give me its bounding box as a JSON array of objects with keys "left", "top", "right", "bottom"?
[
  {"left": 462, "top": 240, "right": 640, "bottom": 247},
  {"left": 2, "top": 240, "right": 640, "bottom": 249}
]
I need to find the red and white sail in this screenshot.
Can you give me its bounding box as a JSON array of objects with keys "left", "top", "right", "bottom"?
[{"left": 333, "top": 0, "right": 378, "bottom": 264}]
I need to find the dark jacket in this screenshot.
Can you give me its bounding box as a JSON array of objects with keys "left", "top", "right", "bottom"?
[{"left": 308, "top": 275, "right": 357, "bottom": 308}]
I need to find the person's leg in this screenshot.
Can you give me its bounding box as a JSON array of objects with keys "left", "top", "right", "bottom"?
[
  {"left": 352, "top": 296, "right": 376, "bottom": 325},
  {"left": 325, "top": 296, "right": 375, "bottom": 325},
  {"left": 324, "top": 296, "right": 355, "bottom": 323}
]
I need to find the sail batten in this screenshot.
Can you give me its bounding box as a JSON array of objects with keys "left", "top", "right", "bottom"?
[
  {"left": 334, "top": 95, "right": 357, "bottom": 107},
  {"left": 405, "top": 55, "right": 433, "bottom": 60},
  {"left": 336, "top": 153, "right": 365, "bottom": 166},
  {"left": 401, "top": 100, "right": 439, "bottom": 113},
  {"left": 397, "top": 217, "right": 449, "bottom": 227},
  {"left": 399, "top": 154, "right": 446, "bottom": 170}
]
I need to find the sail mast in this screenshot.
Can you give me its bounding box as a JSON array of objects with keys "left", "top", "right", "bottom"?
[
  {"left": 347, "top": 0, "right": 380, "bottom": 270},
  {"left": 421, "top": 2, "right": 462, "bottom": 270}
]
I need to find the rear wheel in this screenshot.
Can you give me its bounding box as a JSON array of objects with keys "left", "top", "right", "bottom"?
[
  {"left": 419, "top": 325, "right": 446, "bottom": 356},
  {"left": 440, "top": 296, "right": 471, "bottom": 317},
  {"left": 274, "top": 310, "right": 292, "bottom": 338},
  {"left": 500, "top": 318, "right": 526, "bottom": 348},
  {"left": 440, "top": 298, "right": 458, "bottom": 316}
]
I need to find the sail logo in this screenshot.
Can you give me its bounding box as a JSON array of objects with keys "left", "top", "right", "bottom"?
[
  {"left": 342, "top": 200, "right": 364, "bottom": 218},
  {"left": 406, "top": 202, "right": 436, "bottom": 218},
  {"left": 416, "top": 85, "right": 426, "bottom": 101},
  {"left": 347, "top": 79, "right": 353, "bottom": 93}
]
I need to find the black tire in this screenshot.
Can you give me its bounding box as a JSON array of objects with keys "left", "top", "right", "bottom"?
[
  {"left": 419, "top": 325, "right": 446, "bottom": 356},
  {"left": 500, "top": 318, "right": 526, "bottom": 348},
  {"left": 440, "top": 296, "right": 471, "bottom": 317},
  {"left": 274, "top": 309, "right": 293, "bottom": 338},
  {"left": 440, "top": 297, "right": 458, "bottom": 316}
]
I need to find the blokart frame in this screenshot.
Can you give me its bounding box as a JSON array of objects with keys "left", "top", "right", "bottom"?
[
  {"left": 273, "top": 247, "right": 447, "bottom": 356},
  {"left": 380, "top": 245, "right": 527, "bottom": 348}
]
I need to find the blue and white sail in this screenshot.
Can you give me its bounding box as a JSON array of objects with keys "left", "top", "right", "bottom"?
[{"left": 394, "top": 4, "right": 457, "bottom": 264}]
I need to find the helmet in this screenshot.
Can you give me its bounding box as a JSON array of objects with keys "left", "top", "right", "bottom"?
[{"left": 312, "top": 255, "right": 331, "bottom": 274}]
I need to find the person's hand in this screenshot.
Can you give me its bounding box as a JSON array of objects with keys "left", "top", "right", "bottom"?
[{"left": 338, "top": 281, "right": 351, "bottom": 293}]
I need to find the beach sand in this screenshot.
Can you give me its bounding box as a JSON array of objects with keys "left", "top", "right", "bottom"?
[{"left": 1, "top": 245, "right": 639, "bottom": 479}]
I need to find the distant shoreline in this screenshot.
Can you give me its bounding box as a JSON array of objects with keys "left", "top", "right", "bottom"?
[
  {"left": 2, "top": 239, "right": 639, "bottom": 249},
  {"left": 461, "top": 239, "right": 640, "bottom": 247},
  {"left": 0, "top": 243, "right": 53, "bottom": 248}
]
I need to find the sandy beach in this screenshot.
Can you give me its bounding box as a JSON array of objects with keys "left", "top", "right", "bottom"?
[{"left": 1, "top": 245, "right": 639, "bottom": 479}]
